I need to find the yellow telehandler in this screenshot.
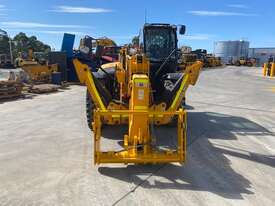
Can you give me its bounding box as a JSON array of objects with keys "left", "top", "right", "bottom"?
[{"left": 73, "top": 23, "right": 203, "bottom": 165}]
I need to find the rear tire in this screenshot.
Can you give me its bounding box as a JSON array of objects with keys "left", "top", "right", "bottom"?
[{"left": 86, "top": 89, "right": 95, "bottom": 130}]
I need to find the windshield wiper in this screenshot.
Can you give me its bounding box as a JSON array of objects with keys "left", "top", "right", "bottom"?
[{"left": 153, "top": 49, "right": 176, "bottom": 78}]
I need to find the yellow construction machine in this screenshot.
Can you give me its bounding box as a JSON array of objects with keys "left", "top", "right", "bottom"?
[
  {"left": 179, "top": 53, "right": 197, "bottom": 69},
  {"left": 15, "top": 49, "right": 58, "bottom": 82},
  {"left": 235, "top": 57, "right": 256, "bottom": 67},
  {"left": 205, "top": 55, "right": 215, "bottom": 67},
  {"left": 80, "top": 36, "right": 115, "bottom": 48},
  {"left": 263, "top": 56, "right": 275, "bottom": 77},
  {"left": 79, "top": 36, "right": 116, "bottom": 54},
  {"left": 215, "top": 57, "right": 222, "bottom": 66},
  {"left": 73, "top": 23, "right": 203, "bottom": 165},
  {"left": 205, "top": 55, "right": 221, "bottom": 67}
]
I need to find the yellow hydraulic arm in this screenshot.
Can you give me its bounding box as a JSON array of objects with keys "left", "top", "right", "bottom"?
[
  {"left": 73, "top": 59, "right": 106, "bottom": 111},
  {"left": 169, "top": 61, "right": 203, "bottom": 111}
]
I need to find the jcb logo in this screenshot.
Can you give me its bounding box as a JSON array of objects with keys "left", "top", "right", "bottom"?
[{"left": 136, "top": 82, "right": 147, "bottom": 87}]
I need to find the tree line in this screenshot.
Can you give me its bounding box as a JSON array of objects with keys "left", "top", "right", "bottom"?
[{"left": 0, "top": 32, "right": 51, "bottom": 58}]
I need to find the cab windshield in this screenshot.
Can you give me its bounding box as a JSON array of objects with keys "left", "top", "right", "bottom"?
[{"left": 144, "top": 27, "right": 176, "bottom": 61}]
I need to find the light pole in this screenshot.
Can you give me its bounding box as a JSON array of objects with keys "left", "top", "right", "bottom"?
[{"left": 8, "top": 36, "right": 13, "bottom": 64}]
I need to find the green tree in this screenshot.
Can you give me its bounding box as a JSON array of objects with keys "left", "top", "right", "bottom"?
[
  {"left": 12, "top": 32, "right": 51, "bottom": 58},
  {"left": 132, "top": 36, "right": 139, "bottom": 46}
]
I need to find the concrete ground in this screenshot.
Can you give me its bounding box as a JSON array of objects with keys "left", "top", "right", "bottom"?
[{"left": 0, "top": 66, "right": 274, "bottom": 206}]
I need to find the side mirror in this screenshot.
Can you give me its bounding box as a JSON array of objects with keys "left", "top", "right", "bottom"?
[{"left": 179, "top": 25, "right": 186, "bottom": 35}]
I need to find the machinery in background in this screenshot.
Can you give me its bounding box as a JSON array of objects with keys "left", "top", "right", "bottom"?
[
  {"left": 100, "top": 46, "right": 121, "bottom": 62},
  {"left": 179, "top": 53, "right": 197, "bottom": 69},
  {"left": 204, "top": 54, "right": 222, "bottom": 67},
  {"left": 234, "top": 57, "right": 257, "bottom": 67},
  {"left": 213, "top": 56, "right": 222, "bottom": 67},
  {"left": 185, "top": 49, "right": 222, "bottom": 68},
  {"left": 73, "top": 23, "right": 203, "bottom": 165},
  {"left": 33, "top": 52, "right": 47, "bottom": 65},
  {"left": 79, "top": 36, "right": 121, "bottom": 64},
  {"left": 15, "top": 48, "right": 59, "bottom": 83},
  {"left": 263, "top": 56, "right": 275, "bottom": 77},
  {"left": 178, "top": 46, "right": 197, "bottom": 69},
  {"left": 59, "top": 33, "right": 120, "bottom": 82},
  {"left": 247, "top": 57, "right": 257, "bottom": 67},
  {"left": 0, "top": 54, "right": 13, "bottom": 68},
  {"left": 191, "top": 49, "right": 207, "bottom": 62}
]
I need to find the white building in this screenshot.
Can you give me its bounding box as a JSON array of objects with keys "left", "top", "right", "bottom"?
[{"left": 214, "top": 41, "right": 250, "bottom": 64}]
